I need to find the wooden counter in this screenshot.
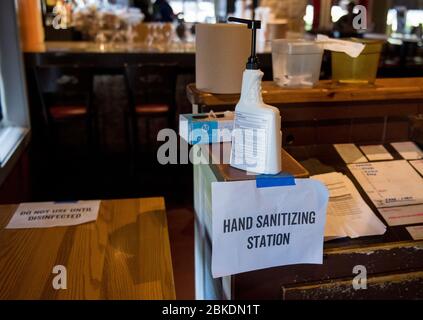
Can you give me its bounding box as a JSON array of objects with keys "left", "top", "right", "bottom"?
[
  {"left": 23, "top": 41, "right": 272, "bottom": 70},
  {"left": 187, "top": 78, "right": 423, "bottom": 145},
  {"left": 0, "top": 197, "right": 175, "bottom": 300},
  {"left": 187, "top": 78, "right": 423, "bottom": 107}
]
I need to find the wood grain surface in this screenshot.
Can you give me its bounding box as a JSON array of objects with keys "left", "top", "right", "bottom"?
[
  {"left": 186, "top": 78, "right": 423, "bottom": 106},
  {"left": 0, "top": 197, "right": 175, "bottom": 300}
]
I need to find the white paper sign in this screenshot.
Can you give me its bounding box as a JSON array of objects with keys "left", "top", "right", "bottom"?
[
  {"left": 211, "top": 179, "right": 329, "bottom": 278},
  {"left": 6, "top": 201, "right": 101, "bottom": 229}
]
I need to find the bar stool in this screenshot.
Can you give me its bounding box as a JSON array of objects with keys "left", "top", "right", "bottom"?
[
  {"left": 124, "top": 63, "right": 178, "bottom": 160},
  {"left": 34, "top": 65, "right": 97, "bottom": 149}
]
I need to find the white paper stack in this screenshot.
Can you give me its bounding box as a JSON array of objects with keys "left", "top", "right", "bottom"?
[{"left": 312, "top": 172, "right": 386, "bottom": 239}]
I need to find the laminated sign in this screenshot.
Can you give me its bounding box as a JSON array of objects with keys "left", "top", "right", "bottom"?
[{"left": 211, "top": 178, "right": 329, "bottom": 278}]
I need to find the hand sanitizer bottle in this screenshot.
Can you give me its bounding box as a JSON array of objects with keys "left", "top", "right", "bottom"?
[{"left": 228, "top": 17, "right": 282, "bottom": 175}]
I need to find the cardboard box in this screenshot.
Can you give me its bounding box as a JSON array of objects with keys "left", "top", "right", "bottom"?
[{"left": 179, "top": 111, "right": 234, "bottom": 145}]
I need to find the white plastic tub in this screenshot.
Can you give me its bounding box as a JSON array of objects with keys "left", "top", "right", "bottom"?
[{"left": 271, "top": 39, "right": 323, "bottom": 88}]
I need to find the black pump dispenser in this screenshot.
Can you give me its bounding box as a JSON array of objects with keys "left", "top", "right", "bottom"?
[{"left": 227, "top": 17, "right": 261, "bottom": 70}]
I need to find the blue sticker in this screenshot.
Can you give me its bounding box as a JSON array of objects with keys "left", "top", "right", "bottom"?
[
  {"left": 256, "top": 173, "right": 296, "bottom": 188},
  {"left": 191, "top": 121, "right": 218, "bottom": 144}
]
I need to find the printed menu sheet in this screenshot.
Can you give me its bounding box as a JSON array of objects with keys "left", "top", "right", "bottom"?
[
  {"left": 359, "top": 145, "right": 393, "bottom": 161},
  {"left": 391, "top": 141, "right": 423, "bottom": 160},
  {"left": 348, "top": 160, "right": 423, "bottom": 209},
  {"left": 333, "top": 144, "right": 368, "bottom": 164},
  {"left": 312, "top": 172, "right": 386, "bottom": 239}
]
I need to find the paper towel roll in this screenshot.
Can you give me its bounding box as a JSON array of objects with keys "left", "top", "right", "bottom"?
[{"left": 196, "top": 24, "right": 250, "bottom": 94}]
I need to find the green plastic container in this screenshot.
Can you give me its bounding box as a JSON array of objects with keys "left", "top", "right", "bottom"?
[{"left": 331, "top": 38, "right": 383, "bottom": 84}]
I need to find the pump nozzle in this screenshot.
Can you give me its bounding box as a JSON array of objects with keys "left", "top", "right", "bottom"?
[{"left": 228, "top": 16, "right": 261, "bottom": 70}]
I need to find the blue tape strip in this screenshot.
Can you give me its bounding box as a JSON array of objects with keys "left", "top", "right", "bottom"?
[{"left": 256, "top": 173, "right": 296, "bottom": 188}]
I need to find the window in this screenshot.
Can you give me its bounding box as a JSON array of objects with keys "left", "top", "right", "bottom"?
[
  {"left": 304, "top": 4, "right": 314, "bottom": 31},
  {"left": 0, "top": 71, "right": 3, "bottom": 124},
  {"left": 331, "top": 0, "right": 366, "bottom": 23},
  {"left": 169, "top": 0, "right": 216, "bottom": 23},
  {"left": 387, "top": 8, "right": 423, "bottom": 34},
  {"left": 0, "top": 0, "right": 30, "bottom": 185},
  {"left": 0, "top": 56, "right": 28, "bottom": 168}
]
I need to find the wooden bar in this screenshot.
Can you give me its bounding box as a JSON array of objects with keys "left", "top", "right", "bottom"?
[
  {"left": 187, "top": 78, "right": 423, "bottom": 107},
  {"left": 0, "top": 197, "right": 175, "bottom": 300}
]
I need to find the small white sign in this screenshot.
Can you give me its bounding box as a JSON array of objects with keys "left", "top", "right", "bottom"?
[
  {"left": 6, "top": 201, "right": 101, "bottom": 229},
  {"left": 211, "top": 179, "right": 329, "bottom": 278}
]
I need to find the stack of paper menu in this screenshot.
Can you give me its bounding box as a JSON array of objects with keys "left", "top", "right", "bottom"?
[
  {"left": 312, "top": 172, "right": 386, "bottom": 239},
  {"left": 347, "top": 160, "right": 423, "bottom": 208}
]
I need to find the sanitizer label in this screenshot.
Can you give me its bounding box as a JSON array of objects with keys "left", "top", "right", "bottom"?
[{"left": 231, "top": 111, "right": 268, "bottom": 173}]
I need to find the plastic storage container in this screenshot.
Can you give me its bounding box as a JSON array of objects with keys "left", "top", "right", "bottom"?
[
  {"left": 271, "top": 39, "right": 323, "bottom": 88},
  {"left": 331, "top": 38, "right": 383, "bottom": 84}
]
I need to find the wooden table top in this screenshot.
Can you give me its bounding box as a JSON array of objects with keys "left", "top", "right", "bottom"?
[
  {"left": 186, "top": 78, "right": 423, "bottom": 107},
  {"left": 0, "top": 197, "right": 175, "bottom": 300}
]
